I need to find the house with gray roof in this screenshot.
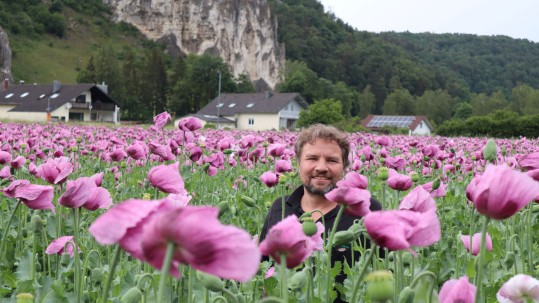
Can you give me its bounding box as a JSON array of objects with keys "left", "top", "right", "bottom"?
[
  {"left": 0, "top": 80, "right": 120, "bottom": 123},
  {"left": 184, "top": 92, "right": 308, "bottom": 130},
  {"left": 362, "top": 115, "right": 434, "bottom": 135}
]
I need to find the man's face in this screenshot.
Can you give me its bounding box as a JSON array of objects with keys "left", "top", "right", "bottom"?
[{"left": 298, "top": 139, "right": 344, "bottom": 196}]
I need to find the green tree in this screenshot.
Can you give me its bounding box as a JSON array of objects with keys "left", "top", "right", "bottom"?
[
  {"left": 235, "top": 73, "right": 256, "bottom": 93},
  {"left": 512, "top": 84, "right": 539, "bottom": 115},
  {"left": 277, "top": 60, "right": 320, "bottom": 103},
  {"left": 415, "top": 90, "right": 455, "bottom": 124},
  {"left": 140, "top": 47, "right": 168, "bottom": 118},
  {"left": 453, "top": 102, "right": 473, "bottom": 120},
  {"left": 383, "top": 89, "right": 415, "bottom": 115},
  {"left": 297, "top": 98, "right": 345, "bottom": 127},
  {"left": 357, "top": 85, "right": 375, "bottom": 118}
]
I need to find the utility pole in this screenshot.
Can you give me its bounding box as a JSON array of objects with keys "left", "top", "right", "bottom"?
[{"left": 217, "top": 70, "right": 221, "bottom": 129}]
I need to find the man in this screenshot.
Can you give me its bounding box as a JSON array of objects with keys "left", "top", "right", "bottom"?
[{"left": 259, "top": 124, "right": 382, "bottom": 302}]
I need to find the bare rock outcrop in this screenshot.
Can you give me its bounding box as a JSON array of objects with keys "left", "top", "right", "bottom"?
[
  {"left": 0, "top": 26, "right": 13, "bottom": 84},
  {"left": 103, "top": 0, "right": 285, "bottom": 91}
]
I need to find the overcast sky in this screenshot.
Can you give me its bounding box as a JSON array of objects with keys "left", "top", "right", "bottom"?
[{"left": 318, "top": 0, "right": 539, "bottom": 42}]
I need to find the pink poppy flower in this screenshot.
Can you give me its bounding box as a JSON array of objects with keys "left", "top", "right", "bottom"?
[
  {"left": 497, "top": 274, "right": 539, "bottom": 303},
  {"left": 178, "top": 117, "right": 202, "bottom": 132},
  {"left": 325, "top": 187, "right": 372, "bottom": 217},
  {"left": 126, "top": 141, "right": 149, "bottom": 160},
  {"left": 153, "top": 111, "right": 171, "bottom": 129},
  {"left": 260, "top": 171, "right": 279, "bottom": 188},
  {"left": 89, "top": 172, "right": 104, "bottom": 187},
  {"left": 336, "top": 171, "right": 368, "bottom": 189},
  {"left": 387, "top": 170, "right": 413, "bottom": 191},
  {"left": 36, "top": 156, "right": 73, "bottom": 184},
  {"left": 375, "top": 136, "right": 392, "bottom": 147},
  {"left": 465, "top": 174, "right": 482, "bottom": 202},
  {"left": 460, "top": 233, "right": 492, "bottom": 256},
  {"left": 385, "top": 156, "right": 406, "bottom": 171},
  {"left": 364, "top": 209, "right": 441, "bottom": 252},
  {"left": 45, "top": 236, "right": 80, "bottom": 257},
  {"left": 275, "top": 159, "right": 293, "bottom": 174},
  {"left": 439, "top": 276, "right": 476, "bottom": 303},
  {"left": 0, "top": 150, "right": 12, "bottom": 165},
  {"left": 470, "top": 164, "right": 539, "bottom": 220},
  {"left": 10, "top": 156, "right": 25, "bottom": 169},
  {"left": 89, "top": 199, "right": 176, "bottom": 260},
  {"left": 206, "top": 165, "right": 218, "bottom": 177},
  {"left": 141, "top": 206, "right": 260, "bottom": 281},
  {"left": 265, "top": 266, "right": 276, "bottom": 279},
  {"left": 165, "top": 193, "right": 191, "bottom": 207},
  {"left": 527, "top": 169, "right": 539, "bottom": 182},
  {"left": 518, "top": 152, "right": 539, "bottom": 171},
  {"left": 422, "top": 144, "right": 439, "bottom": 158},
  {"left": 268, "top": 143, "right": 286, "bottom": 158},
  {"left": 0, "top": 166, "right": 12, "bottom": 179},
  {"left": 240, "top": 135, "right": 256, "bottom": 148},
  {"left": 362, "top": 146, "right": 375, "bottom": 161},
  {"left": 188, "top": 146, "right": 203, "bottom": 162},
  {"left": 259, "top": 215, "right": 324, "bottom": 268},
  {"left": 58, "top": 177, "right": 112, "bottom": 210},
  {"left": 3, "top": 180, "right": 55, "bottom": 212},
  {"left": 148, "top": 141, "right": 175, "bottom": 161},
  {"left": 110, "top": 148, "right": 127, "bottom": 162},
  {"left": 148, "top": 162, "right": 187, "bottom": 194},
  {"left": 399, "top": 186, "right": 436, "bottom": 213}
]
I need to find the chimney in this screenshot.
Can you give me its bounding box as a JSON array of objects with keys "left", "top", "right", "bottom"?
[
  {"left": 265, "top": 91, "right": 273, "bottom": 99},
  {"left": 53, "top": 80, "right": 61, "bottom": 93},
  {"left": 3, "top": 79, "right": 8, "bottom": 91}
]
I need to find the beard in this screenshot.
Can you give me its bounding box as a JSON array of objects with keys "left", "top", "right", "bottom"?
[{"left": 303, "top": 180, "right": 337, "bottom": 196}]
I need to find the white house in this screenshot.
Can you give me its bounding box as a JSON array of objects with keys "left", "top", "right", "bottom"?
[
  {"left": 187, "top": 92, "right": 308, "bottom": 130},
  {"left": 0, "top": 80, "right": 120, "bottom": 123},
  {"left": 362, "top": 115, "right": 434, "bottom": 135}
]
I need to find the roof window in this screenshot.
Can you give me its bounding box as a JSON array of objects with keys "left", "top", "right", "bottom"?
[
  {"left": 228, "top": 103, "right": 236, "bottom": 107},
  {"left": 39, "top": 94, "right": 46, "bottom": 99},
  {"left": 20, "top": 92, "right": 29, "bottom": 98},
  {"left": 216, "top": 103, "right": 224, "bottom": 108},
  {"left": 50, "top": 93, "right": 59, "bottom": 99},
  {"left": 5, "top": 93, "right": 13, "bottom": 99},
  {"left": 246, "top": 103, "right": 254, "bottom": 108}
]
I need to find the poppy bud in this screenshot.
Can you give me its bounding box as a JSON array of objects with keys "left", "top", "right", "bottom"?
[
  {"left": 332, "top": 230, "right": 355, "bottom": 246},
  {"left": 289, "top": 172, "right": 297, "bottom": 178},
  {"left": 398, "top": 286, "right": 416, "bottom": 303},
  {"left": 70, "top": 146, "right": 78, "bottom": 152},
  {"left": 432, "top": 178, "right": 441, "bottom": 190},
  {"left": 121, "top": 161, "right": 127, "bottom": 169},
  {"left": 230, "top": 205, "right": 237, "bottom": 216},
  {"left": 142, "top": 193, "right": 151, "bottom": 200},
  {"left": 120, "top": 287, "right": 143, "bottom": 303},
  {"left": 365, "top": 270, "right": 394, "bottom": 301},
  {"left": 360, "top": 154, "right": 366, "bottom": 162},
  {"left": 240, "top": 195, "right": 257, "bottom": 208},
  {"left": 410, "top": 171, "right": 419, "bottom": 182},
  {"left": 450, "top": 148, "right": 455, "bottom": 154},
  {"left": 222, "top": 149, "right": 234, "bottom": 155},
  {"left": 377, "top": 167, "right": 389, "bottom": 181},
  {"left": 300, "top": 212, "right": 317, "bottom": 236},
  {"left": 15, "top": 293, "right": 33, "bottom": 303},
  {"left": 60, "top": 253, "right": 71, "bottom": 266},
  {"left": 201, "top": 163, "right": 210, "bottom": 172},
  {"left": 0, "top": 178, "right": 11, "bottom": 186},
  {"left": 76, "top": 137, "right": 82, "bottom": 143},
  {"left": 423, "top": 156, "right": 430, "bottom": 162},
  {"left": 278, "top": 174, "right": 287, "bottom": 184},
  {"left": 263, "top": 142, "right": 269, "bottom": 148},
  {"left": 217, "top": 201, "right": 229, "bottom": 218},
  {"left": 503, "top": 252, "right": 515, "bottom": 270},
  {"left": 501, "top": 146, "right": 507, "bottom": 156},
  {"left": 265, "top": 201, "right": 272, "bottom": 208},
  {"left": 483, "top": 139, "right": 497, "bottom": 162},
  {"left": 197, "top": 272, "right": 224, "bottom": 292},
  {"left": 20, "top": 143, "right": 27, "bottom": 149},
  {"left": 288, "top": 268, "right": 307, "bottom": 290},
  {"left": 30, "top": 215, "right": 44, "bottom": 233}
]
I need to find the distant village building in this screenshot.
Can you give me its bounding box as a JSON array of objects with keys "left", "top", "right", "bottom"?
[
  {"left": 362, "top": 115, "right": 434, "bottom": 135},
  {"left": 177, "top": 92, "right": 308, "bottom": 130},
  {"left": 0, "top": 80, "right": 120, "bottom": 123}
]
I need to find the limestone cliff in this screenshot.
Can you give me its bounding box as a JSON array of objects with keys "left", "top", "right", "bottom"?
[
  {"left": 102, "top": 0, "right": 285, "bottom": 91},
  {"left": 0, "top": 26, "right": 13, "bottom": 83}
]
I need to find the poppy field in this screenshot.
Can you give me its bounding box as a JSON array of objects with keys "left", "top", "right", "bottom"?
[{"left": 1, "top": 114, "right": 539, "bottom": 303}]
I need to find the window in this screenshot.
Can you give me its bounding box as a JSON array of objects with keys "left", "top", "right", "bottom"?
[
  {"left": 76, "top": 94, "right": 86, "bottom": 103},
  {"left": 248, "top": 118, "right": 254, "bottom": 125},
  {"left": 5, "top": 93, "right": 13, "bottom": 99},
  {"left": 246, "top": 103, "right": 254, "bottom": 108},
  {"left": 228, "top": 103, "right": 236, "bottom": 107},
  {"left": 216, "top": 103, "right": 224, "bottom": 108},
  {"left": 20, "top": 92, "right": 29, "bottom": 98},
  {"left": 50, "top": 93, "right": 59, "bottom": 99}
]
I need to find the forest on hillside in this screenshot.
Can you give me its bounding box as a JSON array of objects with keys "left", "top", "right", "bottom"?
[{"left": 2, "top": 0, "right": 539, "bottom": 127}]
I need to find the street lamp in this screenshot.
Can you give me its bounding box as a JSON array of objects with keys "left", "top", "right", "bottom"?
[{"left": 217, "top": 70, "right": 221, "bottom": 129}]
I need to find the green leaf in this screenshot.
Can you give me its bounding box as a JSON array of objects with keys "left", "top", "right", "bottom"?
[
  {"left": 42, "top": 280, "right": 69, "bottom": 303},
  {"left": 15, "top": 250, "right": 33, "bottom": 282}
]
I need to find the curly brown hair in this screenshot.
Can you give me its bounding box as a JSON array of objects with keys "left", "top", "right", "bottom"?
[{"left": 295, "top": 124, "right": 350, "bottom": 167}]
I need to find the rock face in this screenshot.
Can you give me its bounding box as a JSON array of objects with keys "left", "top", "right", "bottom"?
[
  {"left": 103, "top": 0, "right": 285, "bottom": 91},
  {"left": 0, "top": 26, "right": 13, "bottom": 84}
]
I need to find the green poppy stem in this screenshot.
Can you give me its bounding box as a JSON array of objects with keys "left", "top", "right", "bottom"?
[
  {"left": 73, "top": 208, "right": 81, "bottom": 303},
  {"left": 474, "top": 216, "right": 491, "bottom": 303},
  {"left": 350, "top": 245, "right": 377, "bottom": 303},
  {"left": 325, "top": 205, "right": 345, "bottom": 303},
  {"left": 280, "top": 253, "right": 288, "bottom": 303},
  {"left": 158, "top": 242, "right": 176, "bottom": 303},
  {"left": 100, "top": 244, "right": 122, "bottom": 303},
  {"left": 0, "top": 199, "right": 21, "bottom": 265}
]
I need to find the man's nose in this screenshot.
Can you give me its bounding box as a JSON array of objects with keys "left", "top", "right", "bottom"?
[{"left": 315, "top": 160, "right": 328, "bottom": 172}]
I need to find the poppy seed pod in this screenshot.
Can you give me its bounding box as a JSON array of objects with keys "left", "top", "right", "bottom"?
[
  {"left": 120, "top": 287, "right": 143, "bottom": 303},
  {"left": 240, "top": 195, "right": 257, "bottom": 208},
  {"left": 218, "top": 201, "right": 230, "bottom": 217},
  {"left": 432, "top": 178, "right": 441, "bottom": 191},
  {"left": 365, "top": 270, "right": 395, "bottom": 301},
  {"left": 197, "top": 272, "right": 224, "bottom": 292},
  {"left": 15, "top": 293, "right": 34, "bottom": 303},
  {"left": 288, "top": 268, "right": 307, "bottom": 290},
  {"left": 377, "top": 167, "right": 389, "bottom": 181},
  {"left": 30, "top": 215, "right": 44, "bottom": 233},
  {"left": 482, "top": 139, "right": 498, "bottom": 162}
]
